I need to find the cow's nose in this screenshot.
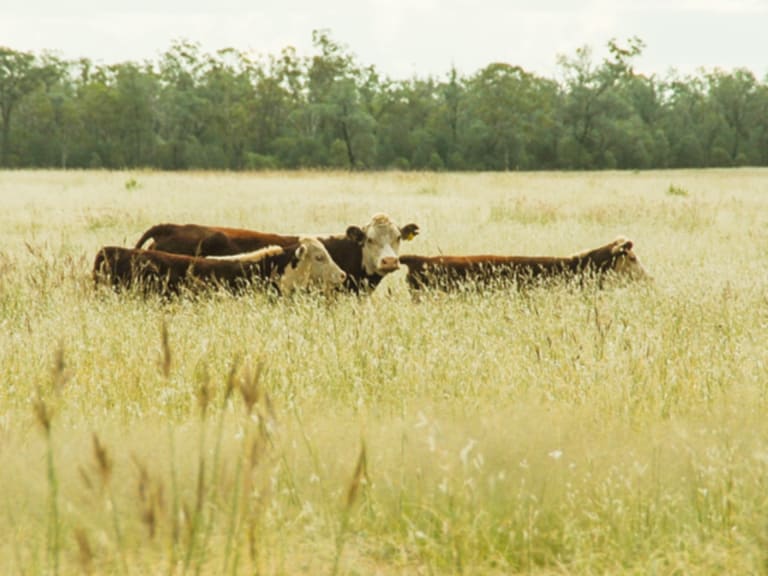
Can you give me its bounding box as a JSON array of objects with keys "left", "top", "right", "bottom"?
[{"left": 379, "top": 257, "right": 399, "bottom": 272}]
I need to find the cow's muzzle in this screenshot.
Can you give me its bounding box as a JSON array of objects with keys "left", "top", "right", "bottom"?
[{"left": 378, "top": 257, "right": 400, "bottom": 273}]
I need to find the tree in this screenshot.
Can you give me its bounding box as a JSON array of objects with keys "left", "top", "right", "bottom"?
[
  {"left": 248, "top": 51, "right": 296, "bottom": 164},
  {"left": 464, "top": 63, "right": 538, "bottom": 170},
  {"left": 112, "top": 62, "right": 158, "bottom": 167},
  {"left": 661, "top": 72, "right": 732, "bottom": 167},
  {"left": 304, "top": 29, "right": 375, "bottom": 169},
  {"left": 378, "top": 77, "right": 440, "bottom": 169},
  {"left": 156, "top": 40, "right": 207, "bottom": 169},
  {"left": 75, "top": 65, "right": 122, "bottom": 167},
  {"left": 747, "top": 83, "right": 768, "bottom": 165},
  {"left": 11, "top": 54, "right": 74, "bottom": 167},
  {"left": 3, "top": 33, "right": 768, "bottom": 171},
  {"left": 198, "top": 49, "right": 256, "bottom": 169},
  {"left": 0, "top": 47, "right": 60, "bottom": 166},
  {"left": 706, "top": 68, "right": 757, "bottom": 164},
  {"left": 556, "top": 37, "right": 645, "bottom": 168}
]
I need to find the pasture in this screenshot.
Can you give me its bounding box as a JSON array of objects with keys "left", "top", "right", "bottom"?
[{"left": 1, "top": 169, "right": 767, "bottom": 575}]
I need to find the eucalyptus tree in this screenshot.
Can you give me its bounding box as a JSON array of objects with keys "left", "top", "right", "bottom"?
[
  {"left": 463, "top": 63, "right": 538, "bottom": 170},
  {"left": 0, "top": 47, "right": 62, "bottom": 166},
  {"left": 661, "top": 72, "right": 732, "bottom": 167},
  {"left": 156, "top": 40, "right": 207, "bottom": 169},
  {"left": 11, "top": 53, "right": 75, "bottom": 167},
  {"left": 72, "top": 63, "right": 123, "bottom": 167},
  {"left": 618, "top": 72, "right": 668, "bottom": 167},
  {"left": 381, "top": 76, "right": 443, "bottom": 169},
  {"left": 304, "top": 29, "right": 376, "bottom": 168},
  {"left": 556, "top": 37, "right": 645, "bottom": 168},
  {"left": 112, "top": 61, "right": 158, "bottom": 167},
  {"left": 197, "top": 48, "right": 257, "bottom": 169},
  {"left": 746, "top": 82, "right": 768, "bottom": 165},
  {"left": 706, "top": 68, "right": 758, "bottom": 165},
  {"left": 248, "top": 48, "right": 302, "bottom": 167}
]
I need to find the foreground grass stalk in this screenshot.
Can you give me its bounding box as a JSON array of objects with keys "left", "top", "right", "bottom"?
[
  {"left": 34, "top": 395, "right": 59, "bottom": 576},
  {"left": 332, "top": 442, "right": 367, "bottom": 576},
  {"left": 195, "top": 359, "right": 239, "bottom": 576},
  {"left": 34, "top": 348, "right": 68, "bottom": 576},
  {"left": 223, "top": 364, "right": 262, "bottom": 576},
  {"left": 221, "top": 432, "right": 245, "bottom": 576},
  {"left": 157, "top": 319, "right": 182, "bottom": 572},
  {"left": 92, "top": 434, "right": 128, "bottom": 576},
  {"left": 182, "top": 379, "right": 211, "bottom": 574},
  {"left": 167, "top": 423, "right": 181, "bottom": 572}
]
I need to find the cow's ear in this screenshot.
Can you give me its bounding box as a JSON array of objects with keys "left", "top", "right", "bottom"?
[
  {"left": 291, "top": 244, "right": 307, "bottom": 267},
  {"left": 346, "top": 226, "right": 366, "bottom": 245},
  {"left": 400, "top": 223, "right": 420, "bottom": 241}
]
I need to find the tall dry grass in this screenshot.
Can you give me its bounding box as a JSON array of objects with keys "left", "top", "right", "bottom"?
[{"left": 1, "top": 169, "right": 768, "bottom": 574}]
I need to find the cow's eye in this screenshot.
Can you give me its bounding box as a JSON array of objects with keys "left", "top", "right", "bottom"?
[{"left": 315, "top": 254, "right": 326, "bottom": 262}]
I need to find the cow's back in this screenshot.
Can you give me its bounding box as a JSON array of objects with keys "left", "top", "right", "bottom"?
[{"left": 135, "top": 223, "right": 298, "bottom": 256}]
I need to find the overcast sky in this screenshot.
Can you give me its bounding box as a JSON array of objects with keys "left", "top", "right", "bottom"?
[{"left": 2, "top": 0, "right": 767, "bottom": 80}]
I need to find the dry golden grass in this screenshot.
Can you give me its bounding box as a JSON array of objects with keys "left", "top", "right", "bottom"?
[{"left": 1, "top": 169, "right": 768, "bottom": 574}]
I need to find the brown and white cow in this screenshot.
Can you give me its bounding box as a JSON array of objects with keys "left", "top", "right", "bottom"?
[
  {"left": 93, "top": 237, "right": 346, "bottom": 296},
  {"left": 133, "top": 213, "right": 420, "bottom": 293},
  {"left": 398, "top": 237, "right": 649, "bottom": 292}
]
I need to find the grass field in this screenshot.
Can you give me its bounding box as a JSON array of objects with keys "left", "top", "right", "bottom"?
[{"left": 1, "top": 169, "right": 768, "bottom": 575}]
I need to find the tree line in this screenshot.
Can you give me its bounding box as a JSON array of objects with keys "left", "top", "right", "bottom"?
[{"left": 1, "top": 31, "right": 767, "bottom": 171}]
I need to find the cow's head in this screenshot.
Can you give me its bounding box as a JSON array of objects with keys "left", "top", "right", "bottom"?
[
  {"left": 345, "top": 213, "right": 420, "bottom": 276},
  {"left": 281, "top": 237, "right": 347, "bottom": 292},
  {"left": 608, "top": 237, "right": 649, "bottom": 280}
]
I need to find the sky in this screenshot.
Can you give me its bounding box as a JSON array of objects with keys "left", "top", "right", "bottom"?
[{"left": 2, "top": 0, "right": 767, "bottom": 81}]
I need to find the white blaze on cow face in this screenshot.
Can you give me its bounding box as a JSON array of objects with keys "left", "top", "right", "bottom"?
[
  {"left": 349, "top": 213, "right": 418, "bottom": 276},
  {"left": 280, "top": 237, "right": 347, "bottom": 293}
]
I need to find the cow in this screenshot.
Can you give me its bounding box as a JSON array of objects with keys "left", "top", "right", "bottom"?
[
  {"left": 398, "top": 237, "right": 649, "bottom": 293},
  {"left": 93, "top": 236, "right": 346, "bottom": 296},
  {"left": 133, "top": 213, "right": 420, "bottom": 293}
]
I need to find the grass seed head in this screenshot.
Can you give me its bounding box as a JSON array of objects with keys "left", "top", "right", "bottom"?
[
  {"left": 92, "top": 433, "right": 113, "bottom": 485},
  {"left": 132, "top": 456, "right": 162, "bottom": 539},
  {"left": 224, "top": 355, "right": 241, "bottom": 403},
  {"left": 197, "top": 380, "right": 211, "bottom": 419},
  {"left": 33, "top": 394, "right": 52, "bottom": 433},
  {"left": 52, "top": 345, "right": 69, "bottom": 391},
  {"left": 158, "top": 320, "right": 172, "bottom": 379},
  {"left": 346, "top": 442, "right": 368, "bottom": 511},
  {"left": 239, "top": 361, "right": 265, "bottom": 415},
  {"left": 75, "top": 528, "right": 94, "bottom": 575},
  {"left": 79, "top": 465, "right": 94, "bottom": 492}
]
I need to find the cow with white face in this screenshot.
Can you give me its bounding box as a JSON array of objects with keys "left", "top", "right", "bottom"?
[
  {"left": 352, "top": 213, "right": 418, "bottom": 275},
  {"left": 322, "top": 213, "right": 420, "bottom": 293},
  {"left": 280, "top": 237, "right": 348, "bottom": 293},
  {"left": 213, "top": 237, "right": 347, "bottom": 293},
  {"left": 93, "top": 237, "right": 346, "bottom": 296},
  {"left": 132, "top": 213, "right": 420, "bottom": 294}
]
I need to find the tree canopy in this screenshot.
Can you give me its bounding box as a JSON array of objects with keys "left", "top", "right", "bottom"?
[{"left": 1, "top": 32, "right": 767, "bottom": 170}]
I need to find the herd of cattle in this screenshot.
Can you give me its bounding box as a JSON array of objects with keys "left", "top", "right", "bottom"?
[{"left": 92, "top": 213, "right": 649, "bottom": 296}]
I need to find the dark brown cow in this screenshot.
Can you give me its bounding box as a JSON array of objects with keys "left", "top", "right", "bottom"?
[
  {"left": 93, "top": 237, "right": 346, "bottom": 296},
  {"left": 133, "top": 224, "right": 288, "bottom": 256},
  {"left": 398, "top": 237, "right": 649, "bottom": 292},
  {"left": 133, "top": 213, "right": 420, "bottom": 293}
]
